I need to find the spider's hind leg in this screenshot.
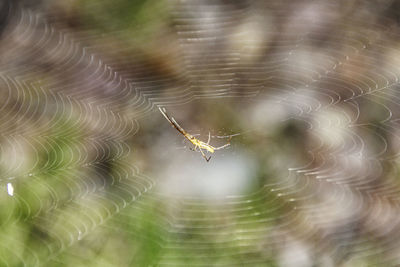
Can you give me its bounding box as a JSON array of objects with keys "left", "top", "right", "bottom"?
[{"left": 199, "top": 148, "right": 211, "bottom": 162}]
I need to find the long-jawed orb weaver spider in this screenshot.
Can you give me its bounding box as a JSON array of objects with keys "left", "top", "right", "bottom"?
[{"left": 159, "top": 107, "right": 231, "bottom": 162}]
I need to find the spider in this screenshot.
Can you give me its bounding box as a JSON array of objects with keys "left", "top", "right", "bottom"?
[{"left": 159, "top": 107, "right": 231, "bottom": 162}]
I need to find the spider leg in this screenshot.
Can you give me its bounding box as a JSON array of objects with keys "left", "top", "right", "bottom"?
[
  {"left": 190, "top": 145, "right": 198, "bottom": 151},
  {"left": 213, "top": 136, "right": 232, "bottom": 150},
  {"left": 199, "top": 148, "right": 211, "bottom": 162},
  {"left": 207, "top": 132, "right": 211, "bottom": 144}
]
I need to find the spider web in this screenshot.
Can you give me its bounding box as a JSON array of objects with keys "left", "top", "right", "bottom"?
[{"left": 2, "top": 0, "right": 400, "bottom": 266}]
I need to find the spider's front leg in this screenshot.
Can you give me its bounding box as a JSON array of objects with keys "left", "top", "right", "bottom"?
[{"left": 213, "top": 136, "right": 233, "bottom": 150}]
